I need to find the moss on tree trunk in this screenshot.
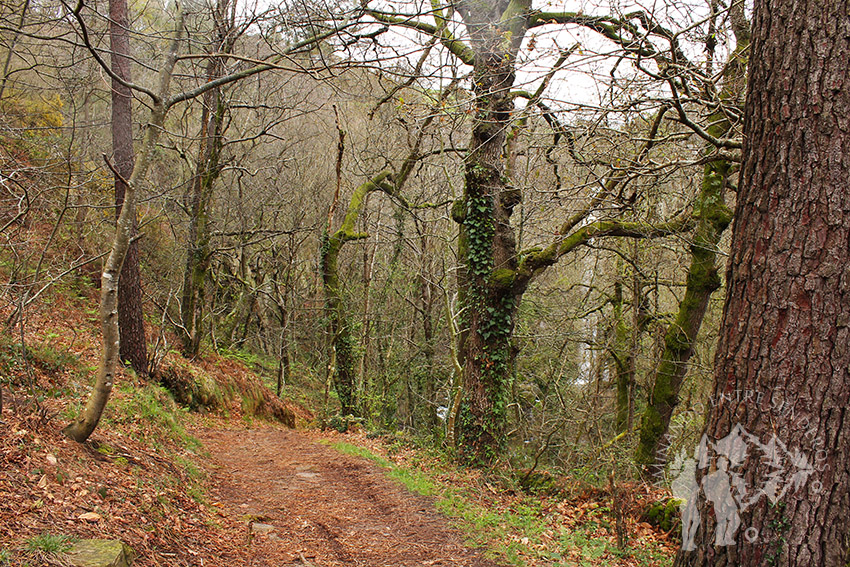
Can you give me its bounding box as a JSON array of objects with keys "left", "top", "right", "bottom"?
[
  {"left": 634, "top": 12, "right": 747, "bottom": 471},
  {"left": 179, "top": 32, "right": 228, "bottom": 358},
  {"left": 320, "top": 171, "right": 394, "bottom": 417}
]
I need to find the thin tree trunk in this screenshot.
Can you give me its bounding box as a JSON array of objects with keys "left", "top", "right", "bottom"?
[
  {"left": 63, "top": 9, "right": 184, "bottom": 442},
  {"left": 320, "top": 172, "right": 392, "bottom": 416},
  {"left": 611, "top": 276, "right": 632, "bottom": 433},
  {"left": 110, "top": 0, "right": 147, "bottom": 376},
  {"left": 319, "top": 109, "right": 431, "bottom": 418},
  {"left": 179, "top": 32, "right": 228, "bottom": 357},
  {"left": 276, "top": 282, "right": 291, "bottom": 397},
  {"left": 357, "top": 205, "right": 378, "bottom": 415},
  {"left": 0, "top": 0, "right": 29, "bottom": 101},
  {"left": 634, "top": 10, "right": 747, "bottom": 472},
  {"left": 633, "top": 145, "right": 732, "bottom": 470},
  {"left": 419, "top": 274, "right": 437, "bottom": 428}
]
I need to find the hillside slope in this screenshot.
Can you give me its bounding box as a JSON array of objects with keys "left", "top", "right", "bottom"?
[{"left": 0, "top": 275, "right": 308, "bottom": 565}]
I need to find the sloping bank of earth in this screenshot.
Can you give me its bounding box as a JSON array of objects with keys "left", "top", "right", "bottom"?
[{"left": 196, "top": 426, "right": 501, "bottom": 566}]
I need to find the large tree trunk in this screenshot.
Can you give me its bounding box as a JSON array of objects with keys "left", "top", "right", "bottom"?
[
  {"left": 674, "top": 0, "right": 850, "bottom": 564},
  {"left": 452, "top": 1, "right": 527, "bottom": 463},
  {"left": 110, "top": 0, "right": 147, "bottom": 376}
]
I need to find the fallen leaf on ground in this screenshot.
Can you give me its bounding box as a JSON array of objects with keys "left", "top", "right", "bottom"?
[{"left": 78, "top": 511, "right": 102, "bottom": 522}]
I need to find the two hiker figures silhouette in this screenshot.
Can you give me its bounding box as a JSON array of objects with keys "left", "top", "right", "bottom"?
[{"left": 670, "top": 424, "right": 816, "bottom": 549}]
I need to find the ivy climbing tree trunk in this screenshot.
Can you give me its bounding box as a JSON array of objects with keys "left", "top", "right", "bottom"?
[
  {"left": 368, "top": 0, "right": 698, "bottom": 464},
  {"left": 449, "top": 0, "right": 528, "bottom": 463},
  {"left": 110, "top": 0, "right": 147, "bottom": 376},
  {"left": 674, "top": 0, "right": 850, "bottom": 563},
  {"left": 634, "top": 7, "right": 747, "bottom": 473}
]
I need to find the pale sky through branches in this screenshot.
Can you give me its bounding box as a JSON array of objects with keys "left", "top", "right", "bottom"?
[{"left": 317, "top": 0, "right": 735, "bottom": 122}]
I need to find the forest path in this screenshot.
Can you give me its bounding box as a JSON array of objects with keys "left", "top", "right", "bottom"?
[{"left": 195, "top": 427, "right": 500, "bottom": 567}]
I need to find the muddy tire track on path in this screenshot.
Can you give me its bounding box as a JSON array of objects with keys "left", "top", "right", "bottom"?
[{"left": 196, "top": 427, "right": 502, "bottom": 566}]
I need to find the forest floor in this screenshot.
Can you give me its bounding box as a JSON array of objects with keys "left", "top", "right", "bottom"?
[
  {"left": 0, "top": 279, "right": 676, "bottom": 567},
  {"left": 196, "top": 425, "right": 500, "bottom": 567},
  {"left": 0, "top": 399, "right": 504, "bottom": 567}
]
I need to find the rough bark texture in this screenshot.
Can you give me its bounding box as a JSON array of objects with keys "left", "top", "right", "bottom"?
[
  {"left": 674, "top": 0, "right": 850, "bottom": 564},
  {"left": 453, "top": 0, "right": 527, "bottom": 463},
  {"left": 110, "top": 0, "right": 147, "bottom": 376}
]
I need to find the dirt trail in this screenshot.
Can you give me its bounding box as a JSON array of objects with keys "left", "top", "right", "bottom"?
[{"left": 196, "top": 427, "right": 501, "bottom": 567}]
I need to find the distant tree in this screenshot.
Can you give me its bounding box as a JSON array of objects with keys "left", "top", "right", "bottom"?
[
  {"left": 674, "top": 0, "right": 850, "bottom": 564},
  {"left": 634, "top": 1, "right": 750, "bottom": 473},
  {"left": 609, "top": 250, "right": 651, "bottom": 434},
  {"left": 0, "top": 0, "right": 30, "bottom": 101},
  {"left": 367, "top": 1, "right": 695, "bottom": 462}
]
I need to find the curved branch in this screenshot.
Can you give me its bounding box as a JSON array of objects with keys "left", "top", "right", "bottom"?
[
  {"left": 66, "top": 0, "right": 366, "bottom": 110},
  {"left": 65, "top": 0, "right": 159, "bottom": 102},
  {"left": 667, "top": 81, "right": 743, "bottom": 149},
  {"left": 513, "top": 213, "right": 693, "bottom": 291},
  {"left": 528, "top": 11, "right": 656, "bottom": 58},
  {"left": 367, "top": 9, "right": 475, "bottom": 66},
  {"left": 165, "top": 19, "right": 365, "bottom": 109}
]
